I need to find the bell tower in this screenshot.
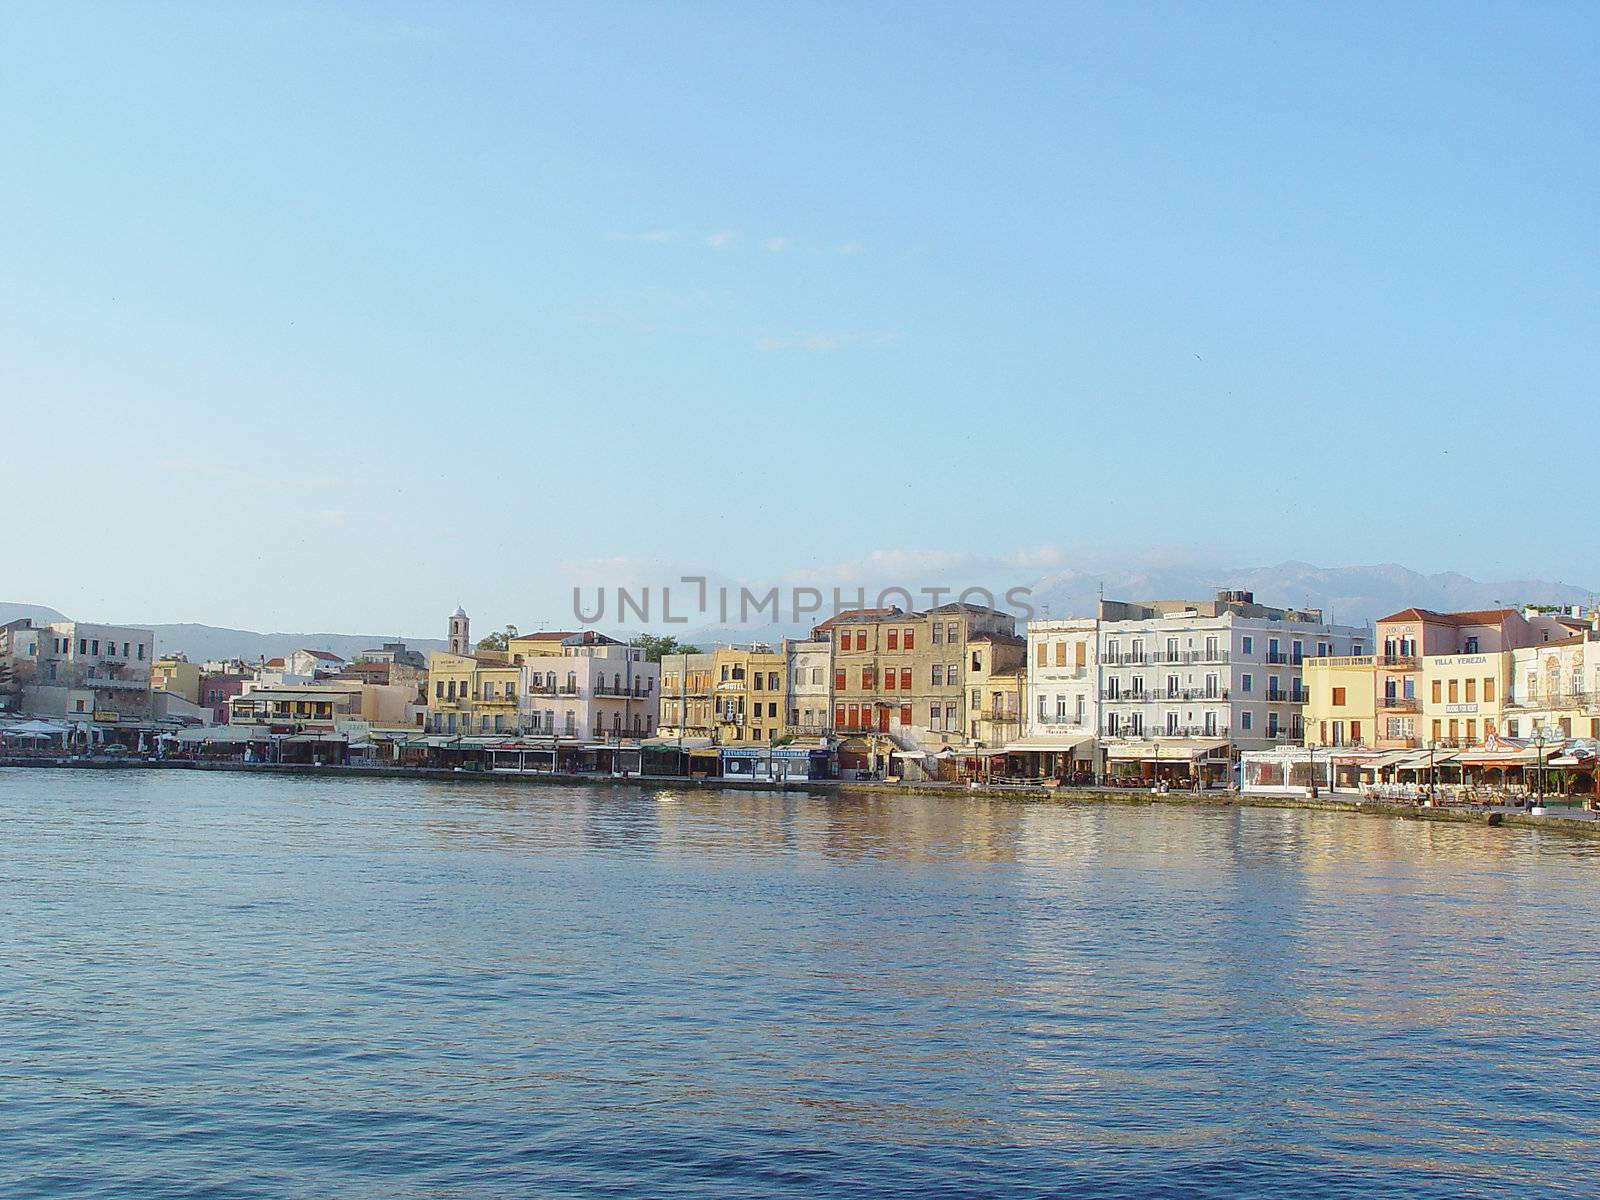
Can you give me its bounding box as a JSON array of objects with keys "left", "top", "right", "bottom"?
[{"left": 448, "top": 606, "right": 470, "bottom": 655}]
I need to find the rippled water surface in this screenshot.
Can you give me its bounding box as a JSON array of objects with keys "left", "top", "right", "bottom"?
[{"left": 3, "top": 769, "right": 1600, "bottom": 1198}]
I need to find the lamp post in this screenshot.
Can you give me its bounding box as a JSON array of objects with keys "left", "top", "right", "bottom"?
[
  {"left": 1427, "top": 737, "right": 1439, "bottom": 802},
  {"left": 1533, "top": 729, "right": 1548, "bottom": 813},
  {"left": 1306, "top": 741, "right": 1319, "bottom": 798}
]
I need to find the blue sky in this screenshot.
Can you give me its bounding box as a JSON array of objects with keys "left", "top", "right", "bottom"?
[{"left": 4, "top": 3, "right": 1596, "bottom": 635}]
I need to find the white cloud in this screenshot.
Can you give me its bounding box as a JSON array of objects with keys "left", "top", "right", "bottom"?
[
  {"left": 704, "top": 229, "right": 737, "bottom": 249},
  {"left": 760, "top": 236, "right": 790, "bottom": 252}
]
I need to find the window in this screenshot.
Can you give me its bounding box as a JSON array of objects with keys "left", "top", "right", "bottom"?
[
  {"left": 971, "top": 651, "right": 982, "bottom": 671},
  {"left": 1242, "top": 636, "right": 1253, "bottom": 654},
  {"left": 1464, "top": 636, "right": 1480, "bottom": 654},
  {"left": 811, "top": 668, "right": 823, "bottom": 685},
  {"left": 903, "top": 630, "right": 914, "bottom": 650},
  {"left": 1039, "top": 696, "right": 1049, "bottom": 719},
  {"left": 932, "top": 623, "right": 942, "bottom": 644},
  {"left": 947, "top": 622, "right": 959, "bottom": 643},
  {"left": 900, "top": 705, "right": 912, "bottom": 725},
  {"left": 854, "top": 631, "right": 867, "bottom": 651},
  {"left": 1241, "top": 711, "right": 1253, "bottom": 731},
  {"left": 1241, "top": 674, "right": 1253, "bottom": 694},
  {"left": 884, "top": 670, "right": 896, "bottom": 691},
  {"left": 1432, "top": 719, "right": 1442, "bottom": 740},
  {"left": 835, "top": 704, "right": 846, "bottom": 728},
  {"left": 1351, "top": 720, "right": 1361, "bottom": 743},
  {"left": 753, "top": 673, "right": 764, "bottom": 691},
  {"left": 1332, "top": 687, "right": 1346, "bottom": 707},
  {"left": 946, "top": 664, "right": 959, "bottom": 685},
  {"left": 1054, "top": 642, "right": 1066, "bottom": 667},
  {"left": 1448, "top": 680, "right": 1458, "bottom": 703},
  {"left": 1036, "top": 642, "right": 1047, "bottom": 667},
  {"left": 930, "top": 665, "right": 942, "bottom": 685},
  {"left": 887, "top": 630, "right": 898, "bottom": 651},
  {"left": 929, "top": 705, "right": 942, "bottom": 730},
  {"left": 945, "top": 703, "right": 959, "bottom": 731},
  {"left": 1465, "top": 679, "right": 1476, "bottom": 702},
  {"left": 899, "top": 668, "right": 911, "bottom": 690},
  {"left": 862, "top": 667, "right": 875, "bottom": 689},
  {"left": 835, "top": 670, "right": 846, "bottom": 691},
  {"left": 1431, "top": 680, "right": 1442, "bottom": 704},
  {"left": 1483, "top": 677, "right": 1496, "bottom": 702},
  {"left": 435, "top": 681, "right": 444, "bottom": 698}
]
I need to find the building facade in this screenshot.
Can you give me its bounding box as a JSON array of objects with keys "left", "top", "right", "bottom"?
[
  {"left": 1095, "top": 591, "right": 1365, "bottom": 779},
  {"left": 785, "top": 638, "right": 832, "bottom": 738},
  {"left": 659, "top": 651, "right": 714, "bottom": 740}
]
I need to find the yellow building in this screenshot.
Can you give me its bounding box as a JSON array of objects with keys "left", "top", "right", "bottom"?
[
  {"left": 1507, "top": 635, "right": 1600, "bottom": 741},
  {"left": 711, "top": 646, "right": 787, "bottom": 744},
  {"left": 971, "top": 666, "right": 1024, "bottom": 748},
  {"left": 425, "top": 649, "right": 522, "bottom": 736},
  {"left": 152, "top": 656, "right": 202, "bottom": 705},
  {"left": 1421, "top": 652, "right": 1509, "bottom": 748},
  {"left": 1301, "top": 655, "right": 1382, "bottom": 748},
  {"left": 660, "top": 652, "right": 715, "bottom": 739}
]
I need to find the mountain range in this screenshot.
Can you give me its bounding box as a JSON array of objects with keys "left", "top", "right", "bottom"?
[{"left": 4, "top": 561, "right": 1594, "bottom": 659}]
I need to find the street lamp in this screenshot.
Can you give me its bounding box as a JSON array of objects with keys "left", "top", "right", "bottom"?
[
  {"left": 1533, "top": 728, "right": 1549, "bottom": 813},
  {"left": 1306, "top": 741, "right": 1319, "bottom": 798},
  {"left": 1427, "top": 737, "right": 1439, "bottom": 802}
]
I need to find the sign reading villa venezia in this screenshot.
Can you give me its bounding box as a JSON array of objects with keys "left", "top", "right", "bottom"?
[{"left": 5, "top": 589, "right": 1598, "bottom": 787}]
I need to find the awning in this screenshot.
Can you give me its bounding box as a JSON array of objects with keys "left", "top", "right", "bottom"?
[
  {"left": 891, "top": 750, "right": 927, "bottom": 759},
  {"left": 286, "top": 733, "right": 347, "bottom": 745},
  {"left": 1546, "top": 754, "right": 1594, "bottom": 767},
  {"left": 1105, "top": 738, "right": 1229, "bottom": 762},
  {"left": 1001, "top": 734, "right": 1094, "bottom": 754},
  {"left": 174, "top": 725, "right": 274, "bottom": 745}
]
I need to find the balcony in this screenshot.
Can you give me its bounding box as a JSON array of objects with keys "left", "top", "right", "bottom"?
[
  {"left": 1265, "top": 690, "right": 1308, "bottom": 704},
  {"left": 1380, "top": 696, "right": 1420, "bottom": 712},
  {"left": 1379, "top": 656, "right": 1419, "bottom": 671},
  {"left": 594, "top": 684, "right": 649, "bottom": 698}
]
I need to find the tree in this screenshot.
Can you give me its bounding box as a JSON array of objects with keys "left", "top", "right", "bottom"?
[
  {"left": 635, "top": 634, "right": 701, "bottom": 662},
  {"left": 476, "top": 624, "right": 519, "bottom": 652}
]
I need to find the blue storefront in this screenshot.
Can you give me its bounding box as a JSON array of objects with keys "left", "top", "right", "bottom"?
[{"left": 719, "top": 745, "right": 832, "bottom": 782}]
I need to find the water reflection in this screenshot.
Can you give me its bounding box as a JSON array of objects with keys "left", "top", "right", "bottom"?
[{"left": 3, "top": 769, "right": 1599, "bottom": 1199}]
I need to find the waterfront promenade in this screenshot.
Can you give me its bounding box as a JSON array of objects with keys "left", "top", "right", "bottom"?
[{"left": 7, "top": 754, "right": 1599, "bottom": 840}]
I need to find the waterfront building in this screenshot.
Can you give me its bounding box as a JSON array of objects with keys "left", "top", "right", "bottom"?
[
  {"left": 1505, "top": 616, "right": 1600, "bottom": 741},
  {"left": 815, "top": 603, "right": 1017, "bottom": 776},
  {"left": 784, "top": 637, "right": 832, "bottom": 738},
  {"left": 1016, "top": 618, "right": 1101, "bottom": 776},
  {"left": 513, "top": 635, "right": 659, "bottom": 742},
  {"left": 200, "top": 669, "right": 249, "bottom": 726},
  {"left": 710, "top": 645, "right": 787, "bottom": 745},
  {"left": 425, "top": 614, "right": 658, "bottom": 741},
  {"left": 1, "top": 619, "right": 156, "bottom": 723},
  {"left": 1303, "top": 606, "right": 1575, "bottom": 752},
  {"left": 1096, "top": 591, "right": 1364, "bottom": 782},
  {"left": 659, "top": 651, "right": 715, "bottom": 740},
  {"left": 965, "top": 632, "right": 1026, "bottom": 748}
]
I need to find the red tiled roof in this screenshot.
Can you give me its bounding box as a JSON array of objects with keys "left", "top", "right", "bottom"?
[
  {"left": 812, "top": 608, "right": 903, "bottom": 631},
  {"left": 304, "top": 649, "right": 344, "bottom": 661},
  {"left": 1376, "top": 607, "right": 1517, "bottom": 626}
]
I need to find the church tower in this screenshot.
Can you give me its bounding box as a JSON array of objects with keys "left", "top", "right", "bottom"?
[{"left": 448, "top": 606, "right": 470, "bottom": 655}]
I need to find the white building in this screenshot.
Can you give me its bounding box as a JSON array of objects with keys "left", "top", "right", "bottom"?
[
  {"left": 1096, "top": 590, "right": 1367, "bottom": 782},
  {"left": 785, "top": 638, "right": 832, "bottom": 737},
  {"left": 515, "top": 640, "right": 660, "bottom": 741},
  {"left": 1014, "top": 617, "right": 1101, "bottom": 775},
  {"left": 8, "top": 620, "right": 156, "bottom": 721}
]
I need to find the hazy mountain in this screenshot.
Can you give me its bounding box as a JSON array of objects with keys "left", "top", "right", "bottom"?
[
  {"left": 1027, "top": 561, "right": 1596, "bottom": 627},
  {"left": 0, "top": 604, "right": 445, "bottom": 663}
]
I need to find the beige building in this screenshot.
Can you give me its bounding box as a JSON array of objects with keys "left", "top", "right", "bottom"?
[
  {"left": 659, "top": 651, "right": 715, "bottom": 740},
  {"left": 710, "top": 646, "right": 787, "bottom": 745},
  {"left": 785, "top": 638, "right": 832, "bottom": 738},
  {"left": 152, "top": 656, "right": 203, "bottom": 705}
]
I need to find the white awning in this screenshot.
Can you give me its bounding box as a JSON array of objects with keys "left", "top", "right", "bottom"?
[
  {"left": 1105, "top": 738, "right": 1229, "bottom": 762},
  {"left": 1001, "top": 734, "right": 1094, "bottom": 753},
  {"left": 891, "top": 749, "right": 927, "bottom": 759}
]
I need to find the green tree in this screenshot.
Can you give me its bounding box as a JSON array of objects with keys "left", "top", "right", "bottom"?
[
  {"left": 635, "top": 634, "right": 701, "bottom": 662},
  {"left": 476, "top": 624, "right": 519, "bottom": 652}
]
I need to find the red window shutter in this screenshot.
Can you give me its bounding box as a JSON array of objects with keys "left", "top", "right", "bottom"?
[
  {"left": 904, "top": 631, "right": 914, "bottom": 650},
  {"left": 855, "top": 631, "right": 867, "bottom": 651},
  {"left": 899, "top": 705, "right": 912, "bottom": 726},
  {"left": 887, "top": 630, "right": 898, "bottom": 651},
  {"left": 834, "top": 670, "right": 846, "bottom": 691},
  {"left": 884, "top": 671, "right": 895, "bottom": 691},
  {"left": 835, "top": 704, "right": 845, "bottom": 728},
  {"left": 862, "top": 668, "right": 873, "bottom": 689},
  {"left": 900, "top": 668, "right": 911, "bottom": 690}
]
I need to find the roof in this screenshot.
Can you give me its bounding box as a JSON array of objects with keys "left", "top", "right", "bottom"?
[
  {"left": 264, "top": 657, "right": 286, "bottom": 668},
  {"left": 302, "top": 649, "right": 345, "bottom": 661},
  {"left": 968, "top": 631, "right": 1024, "bottom": 646},
  {"left": 812, "top": 608, "right": 904, "bottom": 631},
  {"left": 1376, "top": 607, "right": 1517, "bottom": 626}
]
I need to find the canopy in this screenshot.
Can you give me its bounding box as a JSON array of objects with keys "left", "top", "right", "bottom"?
[
  {"left": 1105, "top": 738, "right": 1229, "bottom": 762},
  {"left": 1001, "top": 734, "right": 1094, "bottom": 753},
  {"left": 2, "top": 720, "right": 70, "bottom": 737},
  {"left": 891, "top": 750, "right": 927, "bottom": 759},
  {"left": 174, "top": 725, "right": 273, "bottom": 745}
]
